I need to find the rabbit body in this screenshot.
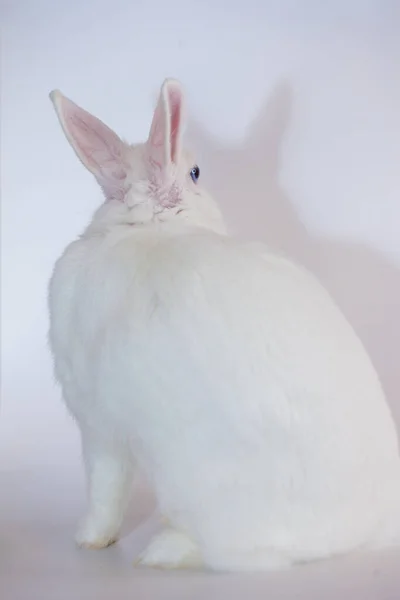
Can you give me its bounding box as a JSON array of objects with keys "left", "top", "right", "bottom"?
[
  {"left": 48, "top": 79, "right": 400, "bottom": 571},
  {"left": 49, "top": 223, "right": 400, "bottom": 570}
]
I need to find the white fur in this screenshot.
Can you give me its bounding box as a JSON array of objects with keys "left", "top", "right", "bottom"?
[
  {"left": 48, "top": 78, "right": 400, "bottom": 572},
  {"left": 136, "top": 529, "right": 202, "bottom": 569}
]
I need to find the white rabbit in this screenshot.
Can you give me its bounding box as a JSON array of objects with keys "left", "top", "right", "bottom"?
[{"left": 48, "top": 78, "right": 400, "bottom": 572}]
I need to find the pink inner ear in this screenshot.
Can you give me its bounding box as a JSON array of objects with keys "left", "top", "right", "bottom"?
[
  {"left": 147, "top": 104, "right": 166, "bottom": 171},
  {"left": 169, "top": 88, "right": 182, "bottom": 164},
  {"left": 147, "top": 82, "right": 184, "bottom": 172},
  {"left": 67, "top": 108, "right": 125, "bottom": 170},
  {"left": 54, "top": 94, "right": 128, "bottom": 201}
]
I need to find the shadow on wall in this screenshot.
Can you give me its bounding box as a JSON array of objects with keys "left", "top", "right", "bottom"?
[{"left": 187, "top": 83, "right": 400, "bottom": 428}]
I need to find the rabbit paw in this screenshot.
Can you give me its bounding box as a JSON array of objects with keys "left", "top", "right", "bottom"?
[
  {"left": 135, "top": 529, "right": 202, "bottom": 570},
  {"left": 75, "top": 514, "right": 119, "bottom": 549}
]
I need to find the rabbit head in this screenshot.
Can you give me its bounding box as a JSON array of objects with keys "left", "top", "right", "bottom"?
[{"left": 50, "top": 79, "right": 226, "bottom": 234}]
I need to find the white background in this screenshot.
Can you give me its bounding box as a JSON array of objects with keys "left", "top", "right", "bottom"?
[{"left": 1, "top": 1, "right": 400, "bottom": 598}]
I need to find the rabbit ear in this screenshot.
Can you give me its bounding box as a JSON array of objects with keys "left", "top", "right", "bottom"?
[
  {"left": 146, "top": 78, "right": 185, "bottom": 172},
  {"left": 49, "top": 90, "right": 129, "bottom": 201}
]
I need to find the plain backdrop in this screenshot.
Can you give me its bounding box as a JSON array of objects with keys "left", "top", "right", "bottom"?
[{"left": 1, "top": 1, "right": 400, "bottom": 598}]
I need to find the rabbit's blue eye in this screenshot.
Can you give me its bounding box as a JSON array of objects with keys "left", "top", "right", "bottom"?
[{"left": 190, "top": 165, "right": 200, "bottom": 183}]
